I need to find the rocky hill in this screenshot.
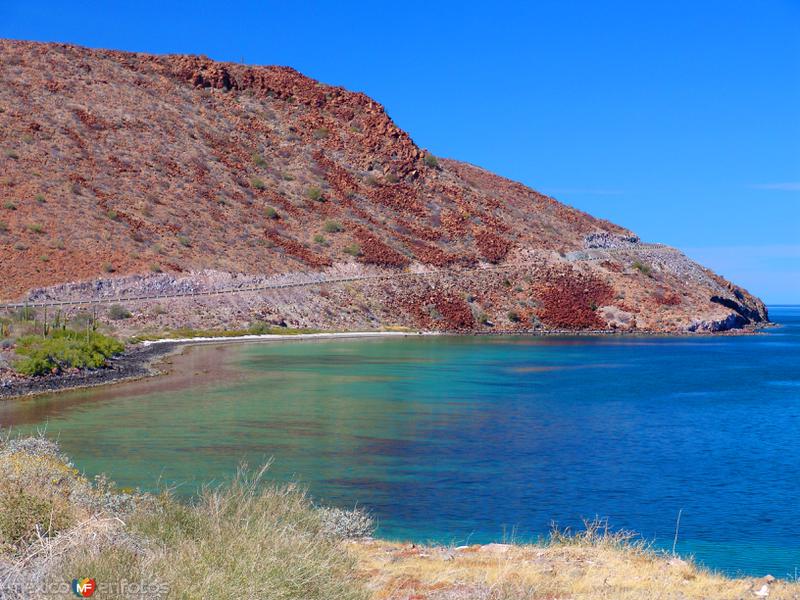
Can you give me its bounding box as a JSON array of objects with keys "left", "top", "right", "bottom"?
[{"left": 0, "top": 39, "right": 767, "bottom": 333}]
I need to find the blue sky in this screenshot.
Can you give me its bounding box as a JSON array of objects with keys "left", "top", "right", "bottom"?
[{"left": 2, "top": 1, "right": 798, "bottom": 302}]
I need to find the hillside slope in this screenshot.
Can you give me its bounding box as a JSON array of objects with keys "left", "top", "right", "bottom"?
[{"left": 0, "top": 40, "right": 767, "bottom": 333}]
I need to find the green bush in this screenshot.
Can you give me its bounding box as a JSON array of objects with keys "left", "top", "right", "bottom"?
[
  {"left": 0, "top": 221, "right": 7, "bottom": 232},
  {"left": 178, "top": 235, "right": 191, "bottom": 247},
  {"left": 28, "top": 223, "right": 44, "bottom": 234},
  {"left": 265, "top": 206, "right": 278, "bottom": 219},
  {"left": 0, "top": 486, "right": 74, "bottom": 549},
  {"left": 632, "top": 261, "right": 652, "bottom": 276},
  {"left": 14, "top": 329, "right": 125, "bottom": 376},
  {"left": 251, "top": 152, "right": 267, "bottom": 167},
  {"left": 108, "top": 304, "right": 132, "bottom": 320},
  {"left": 423, "top": 153, "right": 439, "bottom": 168},
  {"left": 313, "top": 234, "right": 326, "bottom": 244},
  {"left": 3, "top": 201, "right": 16, "bottom": 210},
  {"left": 251, "top": 177, "right": 266, "bottom": 190},
  {"left": 306, "top": 186, "right": 324, "bottom": 202},
  {"left": 343, "top": 243, "right": 361, "bottom": 257},
  {"left": 324, "top": 220, "right": 343, "bottom": 233},
  {"left": 507, "top": 311, "right": 521, "bottom": 323},
  {"left": 312, "top": 127, "right": 330, "bottom": 140}
]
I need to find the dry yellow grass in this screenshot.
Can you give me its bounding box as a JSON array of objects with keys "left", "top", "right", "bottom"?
[{"left": 351, "top": 538, "right": 800, "bottom": 600}]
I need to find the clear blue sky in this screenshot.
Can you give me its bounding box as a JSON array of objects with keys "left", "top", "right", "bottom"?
[{"left": 2, "top": 1, "right": 798, "bottom": 303}]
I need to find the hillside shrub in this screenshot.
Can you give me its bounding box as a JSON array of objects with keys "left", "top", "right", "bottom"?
[
  {"left": 306, "top": 186, "right": 324, "bottom": 202},
  {"left": 108, "top": 304, "right": 132, "bottom": 320},
  {"left": 324, "top": 220, "right": 343, "bottom": 233},
  {"left": 423, "top": 153, "right": 439, "bottom": 168},
  {"left": 265, "top": 206, "right": 278, "bottom": 219},
  {"left": 14, "top": 330, "right": 124, "bottom": 376},
  {"left": 343, "top": 243, "right": 361, "bottom": 257},
  {"left": 632, "top": 261, "right": 652, "bottom": 277},
  {"left": 250, "top": 177, "right": 266, "bottom": 190}
]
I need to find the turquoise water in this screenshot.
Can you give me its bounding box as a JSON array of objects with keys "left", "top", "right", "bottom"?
[{"left": 1, "top": 307, "right": 799, "bottom": 577}]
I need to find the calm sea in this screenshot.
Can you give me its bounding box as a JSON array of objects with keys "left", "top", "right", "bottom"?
[{"left": 2, "top": 306, "right": 798, "bottom": 577}]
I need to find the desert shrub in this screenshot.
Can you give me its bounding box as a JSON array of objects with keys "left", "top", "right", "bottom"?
[
  {"left": 108, "top": 304, "right": 132, "bottom": 320},
  {"left": 507, "top": 311, "right": 521, "bottom": 322},
  {"left": 312, "top": 127, "right": 330, "bottom": 140},
  {"left": 13, "top": 306, "right": 36, "bottom": 322},
  {"left": 423, "top": 153, "right": 439, "bottom": 168},
  {"left": 316, "top": 506, "right": 374, "bottom": 539},
  {"left": 27, "top": 223, "right": 44, "bottom": 234},
  {"left": 39, "top": 254, "right": 48, "bottom": 263},
  {"left": 324, "top": 220, "right": 343, "bottom": 233},
  {"left": 13, "top": 330, "right": 124, "bottom": 376},
  {"left": 13, "top": 242, "right": 27, "bottom": 251},
  {"left": 632, "top": 261, "right": 652, "bottom": 276},
  {"left": 0, "top": 486, "right": 74, "bottom": 550},
  {"left": 313, "top": 234, "right": 326, "bottom": 244},
  {"left": 364, "top": 175, "right": 378, "bottom": 187},
  {"left": 265, "top": 206, "right": 278, "bottom": 219},
  {"left": 178, "top": 235, "right": 191, "bottom": 247},
  {"left": 4, "top": 150, "right": 19, "bottom": 160},
  {"left": 343, "top": 243, "right": 361, "bottom": 257},
  {"left": 385, "top": 172, "right": 399, "bottom": 184},
  {"left": 0, "top": 221, "right": 7, "bottom": 232},
  {"left": 250, "top": 177, "right": 266, "bottom": 190},
  {"left": 251, "top": 152, "right": 267, "bottom": 167},
  {"left": 34, "top": 194, "right": 45, "bottom": 204},
  {"left": 3, "top": 201, "right": 16, "bottom": 210},
  {"left": 106, "top": 210, "right": 119, "bottom": 221},
  {"left": 150, "top": 263, "right": 163, "bottom": 273},
  {"left": 306, "top": 186, "right": 324, "bottom": 202},
  {"left": 102, "top": 262, "right": 115, "bottom": 273}
]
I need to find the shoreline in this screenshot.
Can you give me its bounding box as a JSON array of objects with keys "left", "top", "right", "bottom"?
[
  {"left": 0, "top": 324, "right": 774, "bottom": 402},
  {"left": 0, "top": 331, "right": 427, "bottom": 401}
]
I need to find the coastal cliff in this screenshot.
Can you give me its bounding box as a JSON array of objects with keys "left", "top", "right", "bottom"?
[{"left": 0, "top": 40, "right": 767, "bottom": 334}]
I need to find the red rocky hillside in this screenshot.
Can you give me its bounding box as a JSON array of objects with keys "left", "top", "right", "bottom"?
[{"left": 0, "top": 40, "right": 767, "bottom": 334}]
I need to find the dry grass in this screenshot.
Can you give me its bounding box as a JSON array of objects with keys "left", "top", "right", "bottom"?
[
  {"left": 0, "top": 438, "right": 368, "bottom": 599},
  {"left": 351, "top": 522, "right": 800, "bottom": 600}
]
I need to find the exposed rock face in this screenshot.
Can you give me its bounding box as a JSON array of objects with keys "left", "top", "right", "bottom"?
[{"left": 0, "top": 40, "right": 768, "bottom": 333}]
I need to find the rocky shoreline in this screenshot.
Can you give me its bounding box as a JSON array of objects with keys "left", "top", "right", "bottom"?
[{"left": 0, "top": 342, "right": 180, "bottom": 401}]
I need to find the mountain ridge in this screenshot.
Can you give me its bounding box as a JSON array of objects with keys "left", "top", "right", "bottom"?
[{"left": 0, "top": 39, "right": 767, "bottom": 333}]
